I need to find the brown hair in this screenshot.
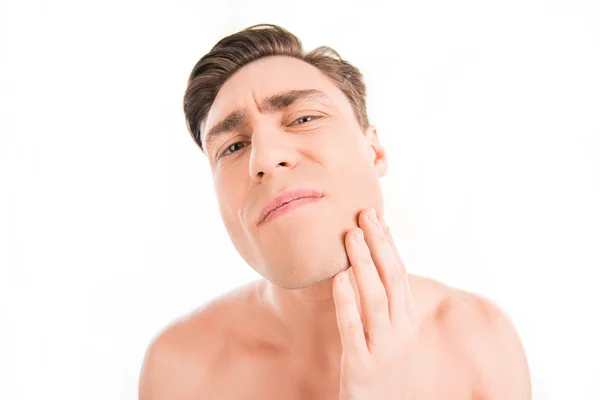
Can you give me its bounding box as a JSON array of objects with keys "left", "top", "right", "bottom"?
[{"left": 183, "top": 24, "right": 369, "bottom": 152}]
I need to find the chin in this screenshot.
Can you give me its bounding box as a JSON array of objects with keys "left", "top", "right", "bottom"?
[
  {"left": 258, "top": 238, "right": 351, "bottom": 290},
  {"left": 247, "top": 202, "right": 363, "bottom": 290}
]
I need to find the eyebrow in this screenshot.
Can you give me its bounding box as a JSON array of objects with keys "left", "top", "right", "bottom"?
[{"left": 203, "top": 89, "right": 335, "bottom": 153}]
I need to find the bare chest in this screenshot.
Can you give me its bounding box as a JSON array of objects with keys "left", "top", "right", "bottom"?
[{"left": 209, "top": 341, "right": 475, "bottom": 400}]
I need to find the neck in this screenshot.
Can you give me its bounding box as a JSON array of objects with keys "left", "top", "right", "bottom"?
[{"left": 260, "top": 268, "right": 363, "bottom": 371}]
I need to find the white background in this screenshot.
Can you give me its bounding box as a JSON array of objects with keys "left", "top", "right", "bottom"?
[{"left": 1, "top": 0, "right": 599, "bottom": 399}]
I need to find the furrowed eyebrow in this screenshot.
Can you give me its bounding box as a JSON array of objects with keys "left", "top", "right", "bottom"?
[
  {"left": 203, "top": 89, "right": 335, "bottom": 153},
  {"left": 204, "top": 108, "right": 249, "bottom": 153},
  {"left": 260, "top": 89, "right": 335, "bottom": 113}
]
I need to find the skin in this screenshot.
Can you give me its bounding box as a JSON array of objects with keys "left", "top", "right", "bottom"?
[{"left": 138, "top": 56, "right": 531, "bottom": 399}]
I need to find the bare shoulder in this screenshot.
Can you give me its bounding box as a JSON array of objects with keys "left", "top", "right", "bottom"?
[
  {"left": 138, "top": 280, "right": 262, "bottom": 400},
  {"left": 412, "top": 275, "right": 532, "bottom": 400}
]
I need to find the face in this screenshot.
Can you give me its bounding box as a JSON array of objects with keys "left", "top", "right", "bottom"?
[{"left": 202, "top": 56, "right": 388, "bottom": 289}]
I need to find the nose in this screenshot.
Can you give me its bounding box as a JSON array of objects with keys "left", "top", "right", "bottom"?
[{"left": 249, "top": 127, "right": 298, "bottom": 182}]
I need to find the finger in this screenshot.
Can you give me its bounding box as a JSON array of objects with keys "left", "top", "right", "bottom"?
[
  {"left": 346, "top": 226, "right": 390, "bottom": 347},
  {"left": 332, "top": 270, "right": 369, "bottom": 362},
  {"left": 360, "top": 209, "right": 404, "bottom": 326},
  {"left": 379, "top": 216, "right": 419, "bottom": 325}
]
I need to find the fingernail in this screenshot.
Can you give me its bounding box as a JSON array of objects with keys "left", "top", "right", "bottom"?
[
  {"left": 354, "top": 229, "right": 364, "bottom": 243},
  {"left": 367, "top": 208, "right": 377, "bottom": 223}
]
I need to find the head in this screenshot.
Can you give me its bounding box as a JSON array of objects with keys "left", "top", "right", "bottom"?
[{"left": 183, "top": 24, "right": 388, "bottom": 290}]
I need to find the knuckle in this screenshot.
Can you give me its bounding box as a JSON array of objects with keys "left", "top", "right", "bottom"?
[
  {"left": 389, "top": 269, "right": 403, "bottom": 290},
  {"left": 345, "top": 319, "right": 363, "bottom": 333},
  {"left": 367, "top": 292, "right": 389, "bottom": 312},
  {"left": 372, "top": 230, "right": 386, "bottom": 245}
]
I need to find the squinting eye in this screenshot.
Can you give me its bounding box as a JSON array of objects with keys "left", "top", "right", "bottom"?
[
  {"left": 292, "top": 115, "right": 320, "bottom": 125},
  {"left": 220, "top": 142, "right": 246, "bottom": 158}
]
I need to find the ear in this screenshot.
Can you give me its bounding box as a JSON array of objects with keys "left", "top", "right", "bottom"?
[{"left": 365, "top": 125, "right": 388, "bottom": 178}]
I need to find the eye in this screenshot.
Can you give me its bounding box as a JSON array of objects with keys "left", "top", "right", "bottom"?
[
  {"left": 220, "top": 141, "right": 246, "bottom": 158},
  {"left": 291, "top": 115, "right": 321, "bottom": 125}
]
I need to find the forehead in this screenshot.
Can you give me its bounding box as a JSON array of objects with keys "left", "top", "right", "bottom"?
[{"left": 202, "top": 56, "right": 352, "bottom": 139}]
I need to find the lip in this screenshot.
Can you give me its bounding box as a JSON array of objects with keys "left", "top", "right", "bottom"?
[{"left": 258, "top": 188, "right": 324, "bottom": 225}]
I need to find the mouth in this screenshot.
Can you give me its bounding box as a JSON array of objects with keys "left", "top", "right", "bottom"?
[{"left": 258, "top": 189, "right": 324, "bottom": 225}]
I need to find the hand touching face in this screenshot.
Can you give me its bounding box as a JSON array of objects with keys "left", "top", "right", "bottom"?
[{"left": 333, "top": 208, "right": 419, "bottom": 399}]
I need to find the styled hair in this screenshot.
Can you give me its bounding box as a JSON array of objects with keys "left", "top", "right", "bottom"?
[{"left": 183, "top": 24, "right": 369, "bottom": 152}]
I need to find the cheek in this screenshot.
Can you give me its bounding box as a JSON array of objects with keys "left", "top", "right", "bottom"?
[
  {"left": 216, "top": 191, "right": 256, "bottom": 263},
  {"left": 328, "top": 140, "right": 372, "bottom": 177},
  {"left": 323, "top": 126, "right": 369, "bottom": 162},
  {"left": 215, "top": 176, "right": 245, "bottom": 230},
  {"left": 330, "top": 147, "right": 381, "bottom": 202},
  {"left": 214, "top": 172, "right": 254, "bottom": 234}
]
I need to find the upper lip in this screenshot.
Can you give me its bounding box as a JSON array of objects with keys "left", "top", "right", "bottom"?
[{"left": 258, "top": 188, "right": 324, "bottom": 224}]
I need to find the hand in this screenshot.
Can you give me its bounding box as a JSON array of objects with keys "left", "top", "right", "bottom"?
[{"left": 333, "top": 208, "right": 420, "bottom": 400}]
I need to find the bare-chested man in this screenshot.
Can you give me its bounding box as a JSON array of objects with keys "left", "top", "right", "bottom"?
[{"left": 138, "top": 24, "right": 531, "bottom": 399}]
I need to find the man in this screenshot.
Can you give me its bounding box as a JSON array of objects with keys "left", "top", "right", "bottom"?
[{"left": 138, "top": 24, "right": 531, "bottom": 399}]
